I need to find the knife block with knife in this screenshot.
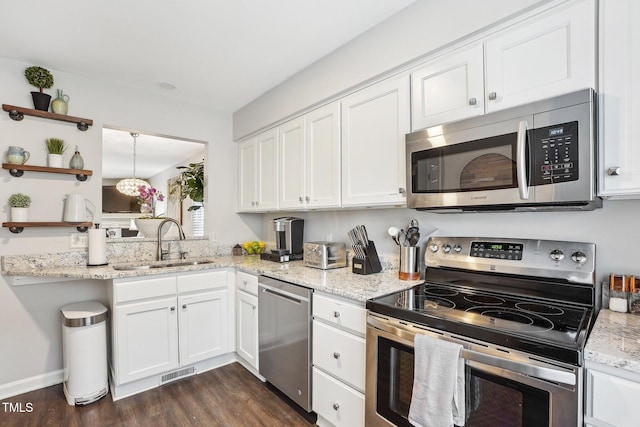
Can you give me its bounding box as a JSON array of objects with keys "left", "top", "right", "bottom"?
[{"left": 348, "top": 225, "right": 382, "bottom": 275}]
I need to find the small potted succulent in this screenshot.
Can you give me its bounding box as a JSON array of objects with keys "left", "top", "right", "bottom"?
[
  {"left": 45, "top": 137, "right": 66, "bottom": 168},
  {"left": 8, "top": 193, "right": 31, "bottom": 222},
  {"left": 25, "top": 66, "right": 54, "bottom": 111}
]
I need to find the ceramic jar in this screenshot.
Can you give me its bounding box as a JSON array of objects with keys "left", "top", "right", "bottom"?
[
  {"left": 51, "top": 89, "right": 70, "bottom": 115},
  {"left": 6, "top": 146, "right": 30, "bottom": 164}
]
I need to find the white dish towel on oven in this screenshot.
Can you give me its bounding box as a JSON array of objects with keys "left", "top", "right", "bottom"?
[{"left": 408, "top": 334, "right": 465, "bottom": 427}]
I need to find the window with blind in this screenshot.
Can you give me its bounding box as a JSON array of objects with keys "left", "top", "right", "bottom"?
[{"left": 191, "top": 202, "right": 204, "bottom": 237}]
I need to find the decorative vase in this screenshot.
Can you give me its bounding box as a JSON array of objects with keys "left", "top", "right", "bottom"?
[
  {"left": 48, "top": 153, "right": 64, "bottom": 168},
  {"left": 6, "top": 146, "right": 30, "bottom": 164},
  {"left": 10, "top": 207, "right": 29, "bottom": 222},
  {"left": 69, "top": 146, "right": 84, "bottom": 169},
  {"left": 51, "top": 89, "right": 70, "bottom": 115},
  {"left": 31, "top": 92, "right": 51, "bottom": 111},
  {"left": 134, "top": 218, "right": 173, "bottom": 238}
]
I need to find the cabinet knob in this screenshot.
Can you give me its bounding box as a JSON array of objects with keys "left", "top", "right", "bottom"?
[
  {"left": 333, "top": 311, "right": 340, "bottom": 318},
  {"left": 305, "top": 196, "right": 310, "bottom": 202},
  {"left": 488, "top": 92, "right": 497, "bottom": 100},
  {"left": 468, "top": 97, "right": 477, "bottom": 106},
  {"left": 299, "top": 196, "right": 303, "bottom": 203},
  {"left": 251, "top": 201, "right": 256, "bottom": 207},
  {"left": 182, "top": 304, "right": 187, "bottom": 309},
  {"left": 333, "top": 352, "right": 341, "bottom": 359},
  {"left": 333, "top": 403, "right": 340, "bottom": 411},
  {"left": 170, "top": 306, "right": 176, "bottom": 312},
  {"left": 608, "top": 167, "right": 621, "bottom": 176},
  {"left": 398, "top": 187, "right": 406, "bottom": 194},
  {"left": 255, "top": 201, "right": 259, "bottom": 206}
]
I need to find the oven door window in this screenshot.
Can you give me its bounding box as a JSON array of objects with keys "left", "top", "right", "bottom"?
[
  {"left": 411, "top": 132, "right": 521, "bottom": 194},
  {"left": 375, "top": 336, "right": 549, "bottom": 427}
]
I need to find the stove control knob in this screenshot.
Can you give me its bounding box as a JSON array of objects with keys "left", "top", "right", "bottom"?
[
  {"left": 549, "top": 249, "right": 565, "bottom": 261},
  {"left": 453, "top": 244, "right": 462, "bottom": 253},
  {"left": 442, "top": 244, "right": 452, "bottom": 253},
  {"left": 429, "top": 243, "right": 439, "bottom": 252},
  {"left": 571, "top": 251, "right": 587, "bottom": 264}
]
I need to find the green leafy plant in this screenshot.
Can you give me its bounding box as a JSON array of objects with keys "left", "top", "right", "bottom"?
[
  {"left": 169, "top": 161, "right": 204, "bottom": 211},
  {"left": 8, "top": 193, "right": 31, "bottom": 208},
  {"left": 45, "top": 137, "right": 66, "bottom": 155},
  {"left": 24, "top": 66, "right": 54, "bottom": 93}
]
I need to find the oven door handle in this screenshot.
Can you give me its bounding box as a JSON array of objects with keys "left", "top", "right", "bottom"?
[
  {"left": 461, "top": 350, "right": 576, "bottom": 386},
  {"left": 516, "top": 120, "right": 529, "bottom": 200}
]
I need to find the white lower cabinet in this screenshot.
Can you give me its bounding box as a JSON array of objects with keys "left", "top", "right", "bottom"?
[
  {"left": 235, "top": 271, "right": 259, "bottom": 372},
  {"left": 312, "top": 292, "right": 367, "bottom": 427},
  {"left": 109, "top": 270, "right": 232, "bottom": 399},
  {"left": 585, "top": 362, "right": 640, "bottom": 427}
]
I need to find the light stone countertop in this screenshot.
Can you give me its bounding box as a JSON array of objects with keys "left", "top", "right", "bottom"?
[
  {"left": 1, "top": 254, "right": 418, "bottom": 302},
  {"left": 585, "top": 309, "right": 640, "bottom": 375}
]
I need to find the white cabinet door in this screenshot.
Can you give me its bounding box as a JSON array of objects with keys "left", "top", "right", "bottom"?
[
  {"left": 114, "top": 296, "right": 179, "bottom": 384},
  {"left": 341, "top": 75, "right": 410, "bottom": 207},
  {"left": 237, "top": 138, "right": 257, "bottom": 212},
  {"left": 306, "top": 102, "right": 342, "bottom": 209},
  {"left": 598, "top": 0, "right": 640, "bottom": 198},
  {"left": 178, "top": 289, "right": 229, "bottom": 366},
  {"left": 278, "top": 117, "right": 306, "bottom": 209},
  {"left": 256, "top": 128, "right": 278, "bottom": 211},
  {"left": 484, "top": 0, "right": 595, "bottom": 113},
  {"left": 586, "top": 368, "right": 640, "bottom": 427},
  {"left": 236, "top": 290, "right": 259, "bottom": 370},
  {"left": 411, "top": 44, "right": 485, "bottom": 131}
]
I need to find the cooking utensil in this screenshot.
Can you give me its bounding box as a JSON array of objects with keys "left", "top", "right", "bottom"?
[
  {"left": 409, "top": 231, "right": 420, "bottom": 246},
  {"left": 388, "top": 226, "right": 401, "bottom": 246}
]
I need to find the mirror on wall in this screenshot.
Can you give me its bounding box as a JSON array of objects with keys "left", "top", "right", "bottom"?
[{"left": 101, "top": 127, "right": 206, "bottom": 238}]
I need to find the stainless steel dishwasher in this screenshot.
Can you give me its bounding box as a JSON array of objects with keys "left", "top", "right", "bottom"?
[{"left": 258, "top": 275, "right": 312, "bottom": 412}]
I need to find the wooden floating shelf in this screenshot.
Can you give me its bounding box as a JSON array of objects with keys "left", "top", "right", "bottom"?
[
  {"left": 2, "top": 163, "right": 92, "bottom": 181},
  {"left": 2, "top": 104, "right": 93, "bottom": 131},
  {"left": 2, "top": 222, "right": 92, "bottom": 234}
]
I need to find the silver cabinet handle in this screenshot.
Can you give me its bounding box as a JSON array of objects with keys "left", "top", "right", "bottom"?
[
  {"left": 333, "top": 403, "right": 340, "bottom": 411},
  {"left": 333, "top": 352, "right": 340, "bottom": 359},
  {"left": 608, "top": 167, "right": 621, "bottom": 176},
  {"left": 333, "top": 311, "right": 340, "bottom": 318},
  {"left": 488, "top": 92, "right": 497, "bottom": 100},
  {"left": 468, "top": 97, "right": 477, "bottom": 105}
]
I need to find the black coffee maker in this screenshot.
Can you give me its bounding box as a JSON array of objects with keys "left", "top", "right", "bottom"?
[{"left": 260, "top": 217, "right": 304, "bottom": 262}]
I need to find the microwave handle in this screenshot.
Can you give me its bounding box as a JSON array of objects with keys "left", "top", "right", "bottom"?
[{"left": 516, "top": 120, "right": 529, "bottom": 200}]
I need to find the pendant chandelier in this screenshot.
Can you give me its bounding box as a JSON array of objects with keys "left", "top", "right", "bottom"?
[{"left": 116, "top": 132, "right": 150, "bottom": 196}]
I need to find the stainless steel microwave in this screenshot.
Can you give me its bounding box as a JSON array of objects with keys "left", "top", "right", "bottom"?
[{"left": 406, "top": 89, "right": 601, "bottom": 212}]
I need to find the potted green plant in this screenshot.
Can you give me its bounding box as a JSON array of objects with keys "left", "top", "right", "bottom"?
[
  {"left": 25, "top": 66, "right": 54, "bottom": 111},
  {"left": 169, "top": 161, "right": 204, "bottom": 211},
  {"left": 8, "top": 193, "right": 31, "bottom": 222},
  {"left": 45, "top": 137, "right": 66, "bottom": 168}
]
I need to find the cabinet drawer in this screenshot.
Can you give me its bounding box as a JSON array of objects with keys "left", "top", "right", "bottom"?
[
  {"left": 177, "top": 270, "right": 227, "bottom": 293},
  {"left": 313, "top": 293, "right": 366, "bottom": 335},
  {"left": 115, "top": 276, "right": 176, "bottom": 303},
  {"left": 236, "top": 271, "right": 258, "bottom": 296},
  {"left": 313, "top": 367, "right": 364, "bottom": 427},
  {"left": 588, "top": 369, "right": 640, "bottom": 427},
  {"left": 313, "top": 320, "right": 365, "bottom": 391}
]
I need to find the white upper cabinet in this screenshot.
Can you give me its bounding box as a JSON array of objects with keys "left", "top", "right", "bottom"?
[
  {"left": 278, "top": 102, "right": 341, "bottom": 210},
  {"left": 411, "top": 44, "right": 485, "bottom": 130},
  {"left": 237, "top": 129, "right": 278, "bottom": 212},
  {"left": 598, "top": 0, "right": 640, "bottom": 198},
  {"left": 341, "top": 75, "right": 410, "bottom": 207},
  {"left": 484, "top": 0, "right": 595, "bottom": 112},
  {"left": 410, "top": 0, "right": 596, "bottom": 131}
]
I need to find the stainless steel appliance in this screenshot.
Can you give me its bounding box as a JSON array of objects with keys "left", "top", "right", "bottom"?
[
  {"left": 366, "top": 236, "right": 598, "bottom": 427},
  {"left": 258, "top": 275, "right": 313, "bottom": 412},
  {"left": 260, "top": 217, "right": 304, "bottom": 262},
  {"left": 406, "top": 89, "right": 601, "bottom": 211},
  {"left": 304, "top": 241, "right": 347, "bottom": 270}
]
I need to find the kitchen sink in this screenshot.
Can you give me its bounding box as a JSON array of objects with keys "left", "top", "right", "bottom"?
[{"left": 112, "top": 260, "right": 216, "bottom": 271}]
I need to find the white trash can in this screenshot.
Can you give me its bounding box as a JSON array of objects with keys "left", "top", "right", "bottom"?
[{"left": 61, "top": 301, "right": 108, "bottom": 406}]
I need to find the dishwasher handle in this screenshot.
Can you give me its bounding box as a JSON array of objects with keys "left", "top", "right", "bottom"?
[{"left": 261, "top": 286, "right": 306, "bottom": 304}]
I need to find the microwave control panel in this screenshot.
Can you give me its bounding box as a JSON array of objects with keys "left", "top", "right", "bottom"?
[{"left": 531, "top": 121, "right": 579, "bottom": 186}]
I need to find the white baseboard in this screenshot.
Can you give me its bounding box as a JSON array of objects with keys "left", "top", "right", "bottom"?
[{"left": 0, "top": 369, "right": 64, "bottom": 400}]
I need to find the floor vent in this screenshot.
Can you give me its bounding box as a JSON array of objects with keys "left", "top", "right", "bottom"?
[{"left": 160, "top": 366, "right": 196, "bottom": 384}]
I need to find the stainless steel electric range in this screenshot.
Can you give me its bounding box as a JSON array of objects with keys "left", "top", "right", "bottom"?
[{"left": 365, "top": 236, "right": 599, "bottom": 427}]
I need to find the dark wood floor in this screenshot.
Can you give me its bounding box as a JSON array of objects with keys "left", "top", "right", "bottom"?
[{"left": 0, "top": 363, "right": 316, "bottom": 427}]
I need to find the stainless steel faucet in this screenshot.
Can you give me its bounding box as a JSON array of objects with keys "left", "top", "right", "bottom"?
[{"left": 156, "top": 218, "right": 186, "bottom": 261}]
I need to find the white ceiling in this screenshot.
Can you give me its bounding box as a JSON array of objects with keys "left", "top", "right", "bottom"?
[{"left": 0, "top": 0, "right": 416, "bottom": 112}]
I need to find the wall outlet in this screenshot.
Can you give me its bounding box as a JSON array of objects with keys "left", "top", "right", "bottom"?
[
  {"left": 325, "top": 233, "right": 333, "bottom": 242},
  {"left": 70, "top": 233, "right": 88, "bottom": 248}
]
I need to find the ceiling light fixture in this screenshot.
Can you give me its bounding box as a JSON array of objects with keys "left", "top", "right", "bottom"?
[
  {"left": 157, "top": 82, "right": 176, "bottom": 90},
  {"left": 116, "top": 132, "right": 150, "bottom": 196}
]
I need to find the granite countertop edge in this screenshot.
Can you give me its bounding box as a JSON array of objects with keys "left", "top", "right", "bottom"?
[
  {"left": 585, "top": 309, "right": 640, "bottom": 375},
  {"left": 1, "top": 255, "right": 418, "bottom": 302}
]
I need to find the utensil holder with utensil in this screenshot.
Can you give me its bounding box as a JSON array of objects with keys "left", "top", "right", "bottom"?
[{"left": 352, "top": 240, "right": 382, "bottom": 275}]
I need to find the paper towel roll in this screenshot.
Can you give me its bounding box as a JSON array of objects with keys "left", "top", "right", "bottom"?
[{"left": 88, "top": 228, "right": 107, "bottom": 266}]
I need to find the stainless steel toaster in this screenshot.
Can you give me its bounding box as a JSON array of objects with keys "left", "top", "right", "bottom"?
[{"left": 304, "top": 242, "right": 347, "bottom": 270}]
